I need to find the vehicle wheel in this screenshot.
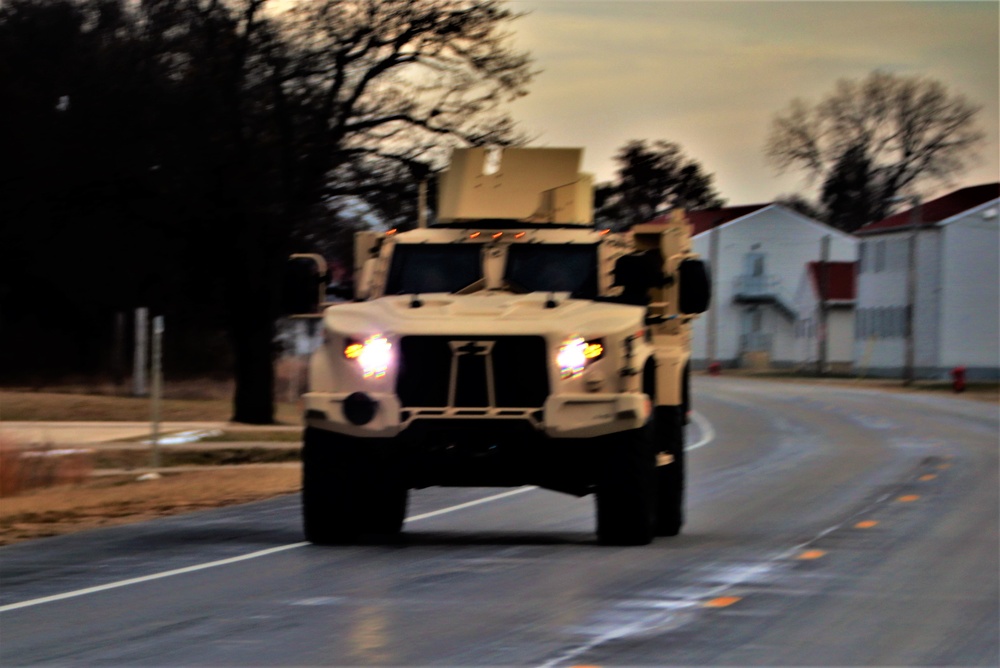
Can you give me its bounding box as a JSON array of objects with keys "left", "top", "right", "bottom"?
[
  {"left": 301, "top": 427, "right": 408, "bottom": 544},
  {"left": 595, "top": 426, "right": 656, "bottom": 546},
  {"left": 653, "top": 405, "right": 685, "bottom": 536},
  {"left": 367, "top": 476, "right": 409, "bottom": 535}
]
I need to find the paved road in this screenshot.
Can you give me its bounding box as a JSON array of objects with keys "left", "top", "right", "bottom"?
[{"left": 1, "top": 378, "right": 997, "bottom": 666}]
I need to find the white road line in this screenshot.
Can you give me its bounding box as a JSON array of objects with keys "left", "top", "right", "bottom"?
[
  {"left": 0, "top": 487, "right": 537, "bottom": 614},
  {"left": 0, "top": 542, "right": 308, "bottom": 613},
  {"left": 407, "top": 486, "right": 536, "bottom": 522},
  {"left": 688, "top": 410, "right": 715, "bottom": 451},
  {"left": 1, "top": 415, "right": 718, "bottom": 616}
]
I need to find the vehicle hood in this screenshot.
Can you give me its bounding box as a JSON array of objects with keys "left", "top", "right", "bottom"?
[{"left": 323, "top": 292, "right": 644, "bottom": 339}]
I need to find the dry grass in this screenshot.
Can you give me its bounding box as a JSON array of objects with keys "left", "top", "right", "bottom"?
[
  {"left": 91, "top": 447, "right": 300, "bottom": 471},
  {"left": 0, "top": 466, "right": 301, "bottom": 545},
  {"left": 0, "top": 437, "right": 93, "bottom": 497},
  {"left": 0, "top": 377, "right": 307, "bottom": 546},
  {"left": 0, "top": 391, "right": 303, "bottom": 424}
]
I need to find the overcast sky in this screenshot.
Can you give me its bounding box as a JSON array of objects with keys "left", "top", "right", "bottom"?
[{"left": 503, "top": 0, "right": 999, "bottom": 206}]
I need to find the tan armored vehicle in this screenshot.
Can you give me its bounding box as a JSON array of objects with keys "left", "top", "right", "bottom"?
[{"left": 293, "top": 148, "right": 710, "bottom": 545}]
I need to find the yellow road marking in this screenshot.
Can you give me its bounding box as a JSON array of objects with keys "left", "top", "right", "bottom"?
[
  {"left": 855, "top": 520, "right": 879, "bottom": 529},
  {"left": 937, "top": 463, "right": 951, "bottom": 470},
  {"left": 898, "top": 494, "right": 920, "bottom": 502},
  {"left": 704, "top": 596, "right": 742, "bottom": 608},
  {"left": 919, "top": 474, "right": 937, "bottom": 482},
  {"left": 797, "top": 549, "right": 826, "bottom": 560}
]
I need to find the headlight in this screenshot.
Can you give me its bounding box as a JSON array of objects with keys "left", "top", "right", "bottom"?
[
  {"left": 344, "top": 334, "right": 392, "bottom": 379},
  {"left": 557, "top": 337, "right": 604, "bottom": 379}
]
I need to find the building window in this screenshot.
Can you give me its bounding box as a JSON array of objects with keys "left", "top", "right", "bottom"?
[{"left": 858, "top": 242, "right": 867, "bottom": 274}]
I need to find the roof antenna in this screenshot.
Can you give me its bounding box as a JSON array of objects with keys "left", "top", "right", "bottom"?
[
  {"left": 410, "top": 294, "right": 423, "bottom": 308},
  {"left": 545, "top": 292, "right": 558, "bottom": 309}
]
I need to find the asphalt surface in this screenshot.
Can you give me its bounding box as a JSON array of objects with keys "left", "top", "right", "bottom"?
[{"left": 1, "top": 377, "right": 997, "bottom": 666}]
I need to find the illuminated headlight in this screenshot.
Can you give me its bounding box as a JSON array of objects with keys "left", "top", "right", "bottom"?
[
  {"left": 557, "top": 337, "right": 604, "bottom": 379},
  {"left": 344, "top": 334, "right": 392, "bottom": 379}
]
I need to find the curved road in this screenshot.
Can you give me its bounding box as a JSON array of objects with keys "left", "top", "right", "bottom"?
[{"left": 1, "top": 377, "right": 997, "bottom": 666}]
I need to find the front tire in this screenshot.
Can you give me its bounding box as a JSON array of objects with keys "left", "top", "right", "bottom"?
[
  {"left": 301, "top": 427, "right": 408, "bottom": 544},
  {"left": 595, "top": 426, "right": 656, "bottom": 546},
  {"left": 653, "top": 405, "right": 685, "bottom": 536}
]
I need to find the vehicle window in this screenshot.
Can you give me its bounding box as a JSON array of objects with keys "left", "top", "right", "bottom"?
[
  {"left": 505, "top": 244, "right": 598, "bottom": 299},
  {"left": 384, "top": 244, "right": 483, "bottom": 295}
]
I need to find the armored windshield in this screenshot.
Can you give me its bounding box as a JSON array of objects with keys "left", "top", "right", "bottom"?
[
  {"left": 505, "top": 244, "right": 599, "bottom": 299},
  {"left": 385, "top": 244, "right": 483, "bottom": 295}
]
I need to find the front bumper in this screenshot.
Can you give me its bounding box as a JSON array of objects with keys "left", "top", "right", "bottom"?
[{"left": 303, "top": 391, "right": 651, "bottom": 439}]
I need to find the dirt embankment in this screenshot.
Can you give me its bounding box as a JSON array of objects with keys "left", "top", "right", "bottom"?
[
  {"left": 1, "top": 386, "right": 305, "bottom": 545},
  {"left": 0, "top": 466, "right": 301, "bottom": 545}
]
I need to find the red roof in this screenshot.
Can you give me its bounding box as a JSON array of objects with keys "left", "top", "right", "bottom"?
[
  {"left": 808, "top": 261, "right": 856, "bottom": 301},
  {"left": 647, "top": 204, "right": 769, "bottom": 236},
  {"left": 856, "top": 183, "right": 999, "bottom": 236}
]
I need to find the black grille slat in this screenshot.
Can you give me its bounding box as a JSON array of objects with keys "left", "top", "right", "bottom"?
[
  {"left": 454, "top": 354, "right": 489, "bottom": 407},
  {"left": 397, "top": 336, "right": 549, "bottom": 409}
]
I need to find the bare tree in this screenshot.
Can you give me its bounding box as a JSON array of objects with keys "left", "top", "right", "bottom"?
[
  {"left": 0, "top": 0, "right": 534, "bottom": 423},
  {"left": 277, "top": 0, "right": 533, "bottom": 197},
  {"left": 766, "top": 70, "right": 984, "bottom": 226}
]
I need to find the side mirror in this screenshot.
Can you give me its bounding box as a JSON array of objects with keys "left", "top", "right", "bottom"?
[
  {"left": 281, "top": 254, "right": 327, "bottom": 315},
  {"left": 678, "top": 258, "right": 711, "bottom": 314},
  {"left": 612, "top": 250, "right": 667, "bottom": 306}
]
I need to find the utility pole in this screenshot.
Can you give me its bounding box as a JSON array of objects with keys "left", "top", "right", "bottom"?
[
  {"left": 903, "top": 198, "right": 922, "bottom": 386},
  {"left": 817, "top": 235, "right": 830, "bottom": 375},
  {"left": 133, "top": 307, "right": 148, "bottom": 397},
  {"left": 150, "top": 315, "right": 164, "bottom": 469}
]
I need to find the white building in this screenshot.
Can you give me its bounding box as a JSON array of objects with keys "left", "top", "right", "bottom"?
[
  {"left": 854, "top": 183, "right": 1000, "bottom": 380},
  {"left": 662, "top": 204, "right": 858, "bottom": 369},
  {"left": 791, "top": 261, "right": 857, "bottom": 373}
]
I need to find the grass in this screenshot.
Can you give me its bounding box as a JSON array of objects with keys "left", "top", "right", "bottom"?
[
  {"left": 0, "top": 390, "right": 304, "bottom": 424},
  {"left": 0, "top": 378, "right": 309, "bottom": 545},
  {"left": 199, "top": 430, "right": 303, "bottom": 442},
  {"left": 0, "top": 437, "right": 93, "bottom": 497},
  {"left": 91, "top": 447, "right": 300, "bottom": 470},
  {"left": 0, "top": 467, "right": 301, "bottom": 545}
]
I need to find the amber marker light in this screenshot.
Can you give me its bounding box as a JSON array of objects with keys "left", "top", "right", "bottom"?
[
  {"left": 470, "top": 231, "right": 481, "bottom": 239},
  {"left": 583, "top": 342, "right": 604, "bottom": 359},
  {"left": 386, "top": 228, "right": 397, "bottom": 236},
  {"left": 344, "top": 341, "right": 364, "bottom": 359},
  {"left": 492, "top": 232, "right": 503, "bottom": 239},
  {"left": 514, "top": 232, "right": 526, "bottom": 239},
  {"left": 704, "top": 596, "right": 741, "bottom": 608}
]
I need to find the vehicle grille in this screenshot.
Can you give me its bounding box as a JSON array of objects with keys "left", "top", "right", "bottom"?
[{"left": 397, "top": 336, "right": 549, "bottom": 408}]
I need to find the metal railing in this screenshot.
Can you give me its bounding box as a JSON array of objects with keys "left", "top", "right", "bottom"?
[{"left": 733, "top": 274, "right": 781, "bottom": 297}]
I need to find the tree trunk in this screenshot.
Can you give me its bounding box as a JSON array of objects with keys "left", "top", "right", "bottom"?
[{"left": 230, "top": 315, "right": 276, "bottom": 424}]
